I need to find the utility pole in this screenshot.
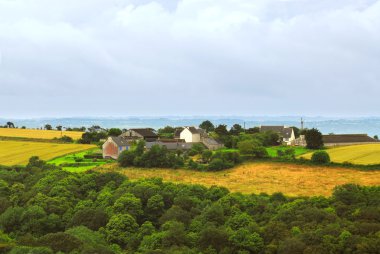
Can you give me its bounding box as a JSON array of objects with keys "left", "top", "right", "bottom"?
[{"left": 301, "top": 117, "right": 304, "bottom": 130}]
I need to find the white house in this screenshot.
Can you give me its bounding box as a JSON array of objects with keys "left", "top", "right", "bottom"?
[
  {"left": 180, "top": 126, "right": 201, "bottom": 143},
  {"left": 260, "top": 126, "right": 296, "bottom": 145}
]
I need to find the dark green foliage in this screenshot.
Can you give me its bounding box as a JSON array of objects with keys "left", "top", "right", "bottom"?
[
  {"left": 305, "top": 128, "right": 324, "bottom": 149},
  {"left": 119, "top": 144, "right": 184, "bottom": 169},
  {"left": 78, "top": 131, "right": 107, "bottom": 144},
  {"left": 0, "top": 160, "right": 379, "bottom": 253},
  {"left": 108, "top": 128, "right": 122, "bottom": 137},
  {"left": 311, "top": 151, "right": 330, "bottom": 164},
  {"left": 199, "top": 120, "right": 215, "bottom": 132}
]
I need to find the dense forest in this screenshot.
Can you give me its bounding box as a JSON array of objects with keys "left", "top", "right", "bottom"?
[{"left": 0, "top": 157, "right": 379, "bottom": 254}]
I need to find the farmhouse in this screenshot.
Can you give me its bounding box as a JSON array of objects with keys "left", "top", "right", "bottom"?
[
  {"left": 120, "top": 128, "right": 158, "bottom": 141},
  {"left": 180, "top": 126, "right": 201, "bottom": 143},
  {"left": 102, "top": 136, "right": 131, "bottom": 159},
  {"left": 260, "top": 126, "right": 296, "bottom": 145},
  {"left": 179, "top": 126, "right": 223, "bottom": 150},
  {"left": 323, "top": 134, "right": 379, "bottom": 147}
]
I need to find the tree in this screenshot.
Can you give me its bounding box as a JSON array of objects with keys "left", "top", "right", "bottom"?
[
  {"left": 6, "top": 122, "right": 15, "bottom": 128},
  {"left": 44, "top": 124, "right": 52, "bottom": 130},
  {"left": 230, "top": 124, "right": 243, "bottom": 135},
  {"left": 305, "top": 128, "right": 324, "bottom": 149},
  {"left": 374, "top": 135, "right": 379, "bottom": 140},
  {"left": 108, "top": 128, "right": 122, "bottom": 137},
  {"left": 113, "top": 194, "right": 143, "bottom": 219},
  {"left": 214, "top": 124, "right": 229, "bottom": 136},
  {"left": 311, "top": 151, "right": 330, "bottom": 164},
  {"left": 38, "top": 232, "right": 82, "bottom": 253},
  {"left": 118, "top": 151, "right": 136, "bottom": 167},
  {"left": 246, "top": 127, "right": 260, "bottom": 134},
  {"left": 199, "top": 120, "right": 215, "bottom": 132},
  {"left": 201, "top": 150, "right": 213, "bottom": 163},
  {"left": 105, "top": 214, "right": 138, "bottom": 247},
  {"left": 56, "top": 126, "right": 62, "bottom": 131},
  {"left": 229, "top": 229, "right": 264, "bottom": 253}
]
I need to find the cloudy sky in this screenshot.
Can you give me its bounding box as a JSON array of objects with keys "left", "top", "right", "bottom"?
[{"left": 0, "top": 0, "right": 379, "bottom": 118}]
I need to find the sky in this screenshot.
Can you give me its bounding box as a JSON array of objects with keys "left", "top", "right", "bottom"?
[{"left": 0, "top": 0, "right": 379, "bottom": 118}]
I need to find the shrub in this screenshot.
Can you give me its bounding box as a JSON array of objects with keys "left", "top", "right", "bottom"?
[
  {"left": 305, "top": 128, "right": 324, "bottom": 149},
  {"left": 118, "top": 150, "right": 136, "bottom": 167},
  {"left": 208, "top": 158, "right": 233, "bottom": 171},
  {"left": 311, "top": 151, "right": 330, "bottom": 164}
]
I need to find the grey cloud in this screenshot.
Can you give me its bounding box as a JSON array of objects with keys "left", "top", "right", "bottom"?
[{"left": 0, "top": 0, "right": 379, "bottom": 117}]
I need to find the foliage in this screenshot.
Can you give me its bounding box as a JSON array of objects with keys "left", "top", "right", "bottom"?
[
  {"left": 199, "top": 120, "right": 215, "bottom": 132},
  {"left": 108, "top": 128, "right": 122, "bottom": 137},
  {"left": 305, "top": 128, "right": 324, "bottom": 149},
  {"left": 1, "top": 159, "right": 379, "bottom": 253},
  {"left": 311, "top": 151, "right": 331, "bottom": 164},
  {"left": 119, "top": 144, "right": 184, "bottom": 169}
]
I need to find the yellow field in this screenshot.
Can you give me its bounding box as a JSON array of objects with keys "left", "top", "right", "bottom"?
[
  {"left": 302, "top": 144, "right": 380, "bottom": 165},
  {"left": 0, "top": 128, "right": 84, "bottom": 140},
  {"left": 0, "top": 141, "right": 96, "bottom": 166},
  {"left": 98, "top": 162, "right": 380, "bottom": 197}
]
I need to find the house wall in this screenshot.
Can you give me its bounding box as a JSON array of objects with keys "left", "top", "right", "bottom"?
[
  {"left": 180, "top": 128, "right": 200, "bottom": 143},
  {"left": 103, "top": 140, "right": 119, "bottom": 159}
]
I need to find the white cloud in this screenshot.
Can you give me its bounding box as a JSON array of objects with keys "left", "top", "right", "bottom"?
[{"left": 0, "top": 0, "right": 379, "bottom": 117}]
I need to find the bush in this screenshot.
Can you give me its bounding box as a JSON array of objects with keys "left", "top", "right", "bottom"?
[
  {"left": 83, "top": 154, "right": 103, "bottom": 159},
  {"left": 311, "top": 151, "right": 330, "bottom": 164},
  {"left": 208, "top": 158, "right": 233, "bottom": 171},
  {"left": 118, "top": 150, "right": 136, "bottom": 167}
]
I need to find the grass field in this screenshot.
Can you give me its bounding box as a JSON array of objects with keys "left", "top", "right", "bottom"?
[
  {"left": 98, "top": 162, "right": 380, "bottom": 196},
  {"left": 0, "top": 128, "right": 83, "bottom": 140},
  {"left": 266, "top": 146, "right": 311, "bottom": 157},
  {"left": 301, "top": 144, "right": 380, "bottom": 165},
  {"left": 0, "top": 141, "right": 96, "bottom": 166},
  {"left": 48, "top": 150, "right": 113, "bottom": 172}
]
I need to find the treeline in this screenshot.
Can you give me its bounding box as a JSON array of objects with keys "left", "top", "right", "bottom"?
[
  {"left": 118, "top": 142, "right": 241, "bottom": 171},
  {"left": 0, "top": 157, "right": 379, "bottom": 253}
]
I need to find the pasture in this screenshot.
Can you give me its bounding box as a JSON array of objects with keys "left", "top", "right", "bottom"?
[
  {"left": 0, "top": 141, "right": 96, "bottom": 166},
  {"left": 98, "top": 162, "right": 380, "bottom": 196},
  {"left": 0, "top": 128, "right": 83, "bottom": 140},
  {"left": 302, "top": 144, "right": 380, "bottom": 165}
]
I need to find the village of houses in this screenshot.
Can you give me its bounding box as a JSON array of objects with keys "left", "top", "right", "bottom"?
[{"left": 102, "top": 124, "right": 379, "bottom": 159}]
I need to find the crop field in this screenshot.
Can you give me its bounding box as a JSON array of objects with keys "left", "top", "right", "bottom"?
[
  {"left": 0, "top": 128, "right": 84, "bottom": 140},
  {"left": 0, "top": 141, "right": 96, "bottom": 166},
  {"left": 301, "top": 144, "right": 380, "bottom": 165},
  {"left": 99, "top": 162, "right": 380, "bottom": 196}
]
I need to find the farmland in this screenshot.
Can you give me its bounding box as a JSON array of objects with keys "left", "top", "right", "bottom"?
[
  {"left": 0, "top": 141, "right": 96, "bottom": 166},
  {"left": 301, "top": 144, "right": 380, "bottom": 165},
  {"left": 0, "top": 128, "right": 83, "bottom": 140},
  {"left": 98, "top": 162, "right": 380, "bottom": 196}
]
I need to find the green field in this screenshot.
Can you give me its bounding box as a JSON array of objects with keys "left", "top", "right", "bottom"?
[
  {"left": 0, "top": 141, "right": 95, "bottom": 166},
  {"left": 266, "top": 146, "right": 311, "bottom": 157},
  {"left": 48, "top": 149, "right": 113, "bottom": 172},
  {"left": 302, "top": 144, "right": 380, "bottom": 165}
]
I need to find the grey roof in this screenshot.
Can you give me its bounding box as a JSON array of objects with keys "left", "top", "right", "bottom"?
[
  {"left": 130, "top": 128, "right": 158, "bottom": 137},
  {"left": 187, "top": 126, "right": 200, "bottom": 134},
  {"left": 110, "top": 136, "right": 130, "bottom": 146},
  {"left": 260, "top": 126, "right": 293, "bottom": 139},
  {"left": 145, "top": 141, "right": 194, "bottom": 150},
  {"left": 202, "top": 137, "right": 222, "bottom": 145},
  {"left": 323, "top": 134, "right": 378, "bottom": 144}
]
